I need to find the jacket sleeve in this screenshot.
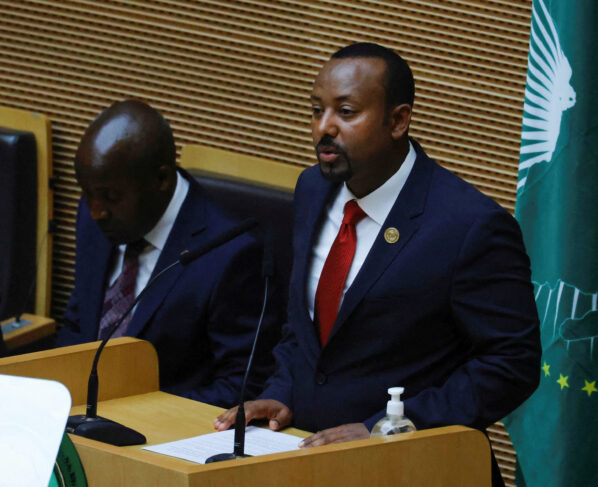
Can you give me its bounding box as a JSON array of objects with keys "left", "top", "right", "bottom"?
[
  {"left": 257, "top": 320, "right": 298, "bottom": 410},
  {"left": 403, "top": 208, "right": 541, "bottom": 430},
  {"left": 56, "top": 200, "right": 88, "bottom": 347},
  {"left": 56, "top": 289, "right": 87, "bottom": 347}
]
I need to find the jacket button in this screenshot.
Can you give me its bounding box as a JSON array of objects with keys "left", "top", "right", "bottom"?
[{"left": 315, "top": 372, "right": 327, "bottom": 385}]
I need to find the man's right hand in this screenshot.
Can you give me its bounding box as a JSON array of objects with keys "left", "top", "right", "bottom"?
[{"left": 213, "top": 399, "right": 292, "bottom": 431}]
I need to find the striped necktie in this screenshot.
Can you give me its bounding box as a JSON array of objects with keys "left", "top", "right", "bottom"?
[{"left": 97, "top": 239, "right": 147, "bottom": 341}]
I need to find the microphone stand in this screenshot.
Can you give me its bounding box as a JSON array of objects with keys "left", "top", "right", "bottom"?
[
  {"left": 66, "top": 260, "right": 179, "bottom": 446},
  {"left": 205, "top": 276, "right": 270, "bottom": 462},
  {"left": 206, "top": 229, "right": 273, "bottom": 463}
]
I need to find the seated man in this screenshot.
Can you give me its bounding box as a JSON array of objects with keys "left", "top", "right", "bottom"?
[
  {"left": 57, "top": 100, "right": 281, "bottom": 408},
  {"left": 215, "top": 43, "right": 541, "bottom": 486}
]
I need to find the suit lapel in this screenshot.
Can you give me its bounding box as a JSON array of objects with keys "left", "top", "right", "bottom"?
[
  {"left": 81, "top": 235, "right": 113, "bottom": 341},
  {"left": 329, "top": 142, "right": 435, "bottom": 341},
  {"left": 294, "top": 170, "right": 338, "bottom": 359},
  {"left": 126, "top": 172, "right": 207, "bottom": 338},
  {"left": 77, "top": 198, "right": 113, "bottom": 342},
  {"left": 80, "top": 204, "right": 113, "bottom": 341}
]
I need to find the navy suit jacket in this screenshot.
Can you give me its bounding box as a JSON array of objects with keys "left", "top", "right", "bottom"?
[
  {"left": 261, "top": 140, "right": 541, "bottom": 436},
  {"left": 57, "top": 169, "right": 282, "bottom": 408}
]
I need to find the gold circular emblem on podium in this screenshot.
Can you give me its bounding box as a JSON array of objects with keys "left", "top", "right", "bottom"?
[{"left": 384, "top": 227, "right": 399, "bottom": 244}]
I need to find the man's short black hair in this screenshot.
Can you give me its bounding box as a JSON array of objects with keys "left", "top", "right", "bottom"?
[{"left": 331, "top": 42, "right": 415, "bottom": 110}]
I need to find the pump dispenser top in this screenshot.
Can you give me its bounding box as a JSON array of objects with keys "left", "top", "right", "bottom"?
[{"left": 386, "top": 387, "right": 405, "bottom": 416}]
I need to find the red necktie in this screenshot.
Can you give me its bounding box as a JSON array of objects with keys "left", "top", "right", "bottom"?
[{"left": 315, "top": 200, "right": 367, "bottom": 345}]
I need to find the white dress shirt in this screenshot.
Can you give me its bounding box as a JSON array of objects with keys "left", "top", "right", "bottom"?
[
  {"left": 106, "top": 171, "right": 190, "bottom": 299},
  {"left": 307, "top": 142, "right": 416, "bottom": 320}
]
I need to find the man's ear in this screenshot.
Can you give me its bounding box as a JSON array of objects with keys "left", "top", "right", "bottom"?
[
  {"left": 157, "top": 164, "right": 175, "bottom": 191},
  {"left": 390, "top": 104, "right": 412, "bottom": 140}
]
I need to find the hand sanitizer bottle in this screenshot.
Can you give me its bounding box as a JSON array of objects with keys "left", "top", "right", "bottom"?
[{"left": 370, "top": 387, "right": 416, "bottom": 437}]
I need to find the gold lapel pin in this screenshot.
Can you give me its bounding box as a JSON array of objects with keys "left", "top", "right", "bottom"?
[{"left": 384, "top": 227, "right": 400, "bottom": 244}]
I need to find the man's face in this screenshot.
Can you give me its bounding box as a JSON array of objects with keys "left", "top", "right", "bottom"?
[
  {"left": 75, "top": 146, "right": 164, "bottom": 245},
  {"left": 311, "top": 57, "right": 395, "bottom": 195}
]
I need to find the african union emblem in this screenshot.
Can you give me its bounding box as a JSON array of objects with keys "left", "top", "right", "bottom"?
[{"left": 517, "top": 0, "right": 576, "bottom": 192}]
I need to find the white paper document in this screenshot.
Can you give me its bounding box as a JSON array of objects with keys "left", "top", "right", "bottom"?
[{"left": 143, "top": 426, "right": 302, "bottom": 463}]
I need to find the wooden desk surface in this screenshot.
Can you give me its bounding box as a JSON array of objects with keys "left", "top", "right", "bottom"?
[
  {"left": 69, "top": 391, "right": 309, "bottom": 468},
  {"left": 69, "top": 391, "right": 311, "bottom": 485}
]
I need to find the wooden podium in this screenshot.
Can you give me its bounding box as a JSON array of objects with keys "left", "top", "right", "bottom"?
[{"left": 0, "top": 338, "right": 491, "bottom": 486}]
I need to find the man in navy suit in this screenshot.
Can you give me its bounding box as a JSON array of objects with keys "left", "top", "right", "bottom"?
[
  {"left": 57, "top": 100, "right": 281, "bottom": 408},
  {"left": 215, "top": 43, "right": 540, "bottom": 484}
]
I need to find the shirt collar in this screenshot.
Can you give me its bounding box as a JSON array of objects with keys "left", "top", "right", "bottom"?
[
  {"left": 332, "top": 141, "right": 416, "bottom": 225},
  {"left": 143, "top": 170, "right": 189, "bottom": 252}
]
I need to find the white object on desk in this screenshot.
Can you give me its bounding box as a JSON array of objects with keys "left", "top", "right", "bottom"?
[{"left": 0, "top": 374, "right": 71, "bottom": 487}]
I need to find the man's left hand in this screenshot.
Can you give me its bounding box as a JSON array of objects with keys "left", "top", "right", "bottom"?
[{"left": 298, "top": 423, "right": 370, "bottom": 448}]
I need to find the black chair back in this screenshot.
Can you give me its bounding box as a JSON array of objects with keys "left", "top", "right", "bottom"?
[
  {"left": 0, "top": 128, "right": 38, "bottom": 322},
  {"left": 189, "top": 171, "right": 294, "bottom": 304}
]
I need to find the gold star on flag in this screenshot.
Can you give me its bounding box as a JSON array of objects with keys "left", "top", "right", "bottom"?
[
  {"left": 557, "top": 374, "right": 569, "bottom": 390},
  {"left": 542, "top": 362, "right": 550, "bottom": 376},
  {"left": 582, "top": 380, "right": 597, "bottom": 397}
]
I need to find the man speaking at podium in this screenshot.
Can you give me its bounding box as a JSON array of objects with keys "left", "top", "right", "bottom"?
[
  {"left": 56, "top": 100, "right": 280, "bottom": 408},
  {"left": 215, "top": 43, "right": 541, "bottom": 485}
]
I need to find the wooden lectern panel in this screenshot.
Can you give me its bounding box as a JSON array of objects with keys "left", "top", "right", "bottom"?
[
  {"left": 0, "top": 338, "right": 491, "bottom": 486},
  {"left": 0, "top": 337, "right": 159, "bottom": 405},
  {"left": 191, "top": 426, "right": 490, "bottom": 487}
]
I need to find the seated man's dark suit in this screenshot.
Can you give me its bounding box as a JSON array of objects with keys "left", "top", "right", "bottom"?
[
  {"left": 57, "top": 168, "right": 281, "bottom": 408},
  {"left": 261, "top": 140, "right": 540, "bottom": 483}
]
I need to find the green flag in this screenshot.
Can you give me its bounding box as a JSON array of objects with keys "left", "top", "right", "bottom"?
[{"left": 503, "top": 1, "right": 598, "bottom": 486}]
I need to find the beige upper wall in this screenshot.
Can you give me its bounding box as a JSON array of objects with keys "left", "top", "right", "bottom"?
[{"left": 0, "top": 0, "right": 532, "bottom": 320}]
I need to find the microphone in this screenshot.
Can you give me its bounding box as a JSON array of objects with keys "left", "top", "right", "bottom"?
[
  {"left": 206, "top": 227, "right": 274, "bottom": 463},
  {"left": 66, "top": 218, "right": 258, "bottom": 446},
  {"left": 179, "top": 218, "right": 257, "bottom": 265}
]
